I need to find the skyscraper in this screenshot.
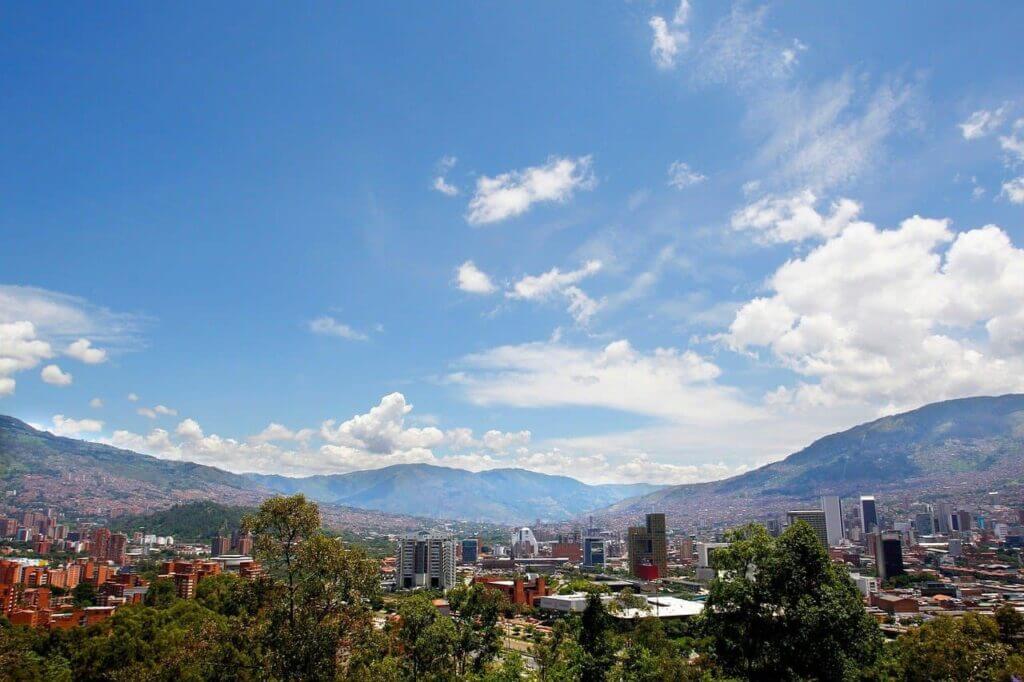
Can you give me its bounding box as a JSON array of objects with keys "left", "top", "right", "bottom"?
[
  {"left": 860, "top": 496, "right": 879, "bottom": 534},
  {"left": 787, "top": 510, "right": 829, "bottom": 548},
  {"left": 935, "top": 502, "right": 953, "bottom": 534},
  {"left": 874, "top": 531, "right": 905, "bottom": 581},
  {"left": 627, "top": 513, "right": 667, "bottom": 578},
  {"left": 583, "top": 537, "right": 606, "bottom": 569},
  {"left": 460, "top": 538, "right": 479, "bottom": 564},
  {"left": 822, "top": 496, "right": 844, "bottom": 546},
  {"left": 398, "top": 531, "right": 456, "bottom": 590},
  {"left": 914, "top": 512, "right": 935, "bottom": 536}
]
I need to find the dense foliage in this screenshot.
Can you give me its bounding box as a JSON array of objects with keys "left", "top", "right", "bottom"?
[
  {"left": 3, "top": 496, "right": 1023, "bottom": 681},
  {"left": 110, "top": 501, "right": 254, "bottom": 540}
]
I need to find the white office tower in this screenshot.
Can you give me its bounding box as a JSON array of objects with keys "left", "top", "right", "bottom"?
[
  {"left": 822, "top": 495, "right": 844, "bottom": 546},
  {"left": 398, "top": 531, "right": 456, "bottom": 590},
  {"left": 512, "top": 527, "right": 539, "bottom": 557}
]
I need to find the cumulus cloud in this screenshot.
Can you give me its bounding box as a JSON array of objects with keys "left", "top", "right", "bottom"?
[
  {"left": 89, "top": 397, "right": 103, "bottom": 409},
  {"left": 960, "top": 106, "right": 1007, "bottom": 140},
  {"left": 508, "top": 260, "right": 604, "bottom": 324},
  {"left": 127, "top": 392, "right": 139, "bottom": 402},
  {"left": 726, "top": 209, "right": 1024, "bottom": 410},
  {"left": 466, "top": 156, "right": 595, "bottom": 225},
  {"left": 667, "top": 161, "right": 706, "bottom": 189},
  {"left": 137, "top": 407, "right": 157, "bottom": 419},
  {"left": 731, "top": 190, "right": 863, "bottom": 243},
  {"left": 48, "top": 415, "right": 104, "bottom": 437},
  {"left": 309, "top": 316, "right": 369, "bottom": 341},
  {"left": 432, "top": 156, "right": 459, "bottom": 196},
  {"left": 175, "top": 418, "right": 204, "bottom": 440},
  {"left": 40, "top": 364, "right": 72, "bottom": 386},
  {"left": 249, "top": 422, "right": 314, "bottom": 444},
  {"left": 0, "top": 321, "right": 53, "bottom": 396},
  {"left": 65, "top": 338, "right": 107, "bottom": 364},
  {"left": 456, "top": 261, "right": 497, "bottom": 295},
  {"left": 0, "top": 287, "right": 138, "bottom": 396}
]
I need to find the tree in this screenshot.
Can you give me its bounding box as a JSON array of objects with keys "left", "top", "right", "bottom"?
[
  {"left": 579, "top": 593, "right": 616, "bottom": 682},
  {"left": 144, "top": 577, "right": 177, "bottom": 608},
  {"left": 72, "top": 581, "right": 97, "bottom": 607},
  {"left": 700, "top": 522, "right": 882, "bottom": 681},
  {"left": 885, "top": 613, "right": 1013, "bottom": 681},
  {"left": 447, "top": 583, "right": 509, "bottom": 675},
  {"left": 995, "top": 602, "right": 1024, "bottom": 644},
  {"left": 242, "top": 495, "right": 382, "bottom": 681},
  {"left": 534, "top": 618, "right": 583, "bottom": 682}
]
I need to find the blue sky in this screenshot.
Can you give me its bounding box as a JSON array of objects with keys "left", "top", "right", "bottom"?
[{"left": 2, "top": 2, "right": 1023, "bottom": 483}]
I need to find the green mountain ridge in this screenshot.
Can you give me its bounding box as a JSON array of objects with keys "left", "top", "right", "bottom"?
[{"left": 599, "top": 394, "right": 1024, "bottom": 524}]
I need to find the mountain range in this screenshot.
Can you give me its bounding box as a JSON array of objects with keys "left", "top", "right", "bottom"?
[
  {"left": 0, "top": 415, "right": 655, "bottom": 523},
  {"left": 2, "top": 394, "right": 1023, "bottom": 527},
  {"left": 246, "top": 466, "right": 661, "bottom": 523},
  {"left": 597, "top": 394, "right": 1024, "bottom": 527}
]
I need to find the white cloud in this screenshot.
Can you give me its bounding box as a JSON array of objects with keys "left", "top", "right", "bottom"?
[
  {"left": 1002, "top": 177, "right": 1024, "bottom": 204},
  {"left": 0, "top": 285, "right": 143, "bottom": 347},
  {"left": 65, "top": 338, "right": 107, "bottom": 364},
  {"left": 175, "top": 418, "right": 204, "bottom": 440},
  {"left": 320, "top": 392, "right": 445, "bottom": 454},
  {"left": 731, "top": 189, "right": 863, "bottom": 243},
  {"left": 649, "top": 16, "right": 686, "bottom": 70},
  {"left": 0, "top": 321, "right": 53, "bottom": 396},
  {"left": 694, "top": 4, "right": 797, "bottom": 87},
  {"left": 40, "top": 364, "right": 72, "bottom": 386},
  {"left": 667, "top": 161, "right": 706, "bottom": 189},
  {"left": 89, "top": 397, "right": 103, "bottom": 409},
  {"left": 48, "top": 415, "right": 103, "bottom": 437},
  {"left": 508, "top": 260, "right": 604, "bottom": 324},
  {"left": 137, "top": 404, "right": 176, "bottom": 419},
  {"left": 750, "top": 74, "right": 919, "bottom": 192},
  {"left": 456, "top": 261, "right": 497, "bottom": 295},
  {"left": 432, "top": 156, "right": 459, "bottom": 196},
  {"left": 309, "top": 316, "right": 368, "bottom": 341},
  {"left": 726, "top": 209, "right": 1024, "bottom": 410},
  {"left": 960, "top": 106, "right": 1007, "bottom": 140},
  {"left": 452, "top": 337, "right": 759, "bottom": 424},
  {"left": 249, "top": 422, "right": 314, "bottom": 444},
  {"left": 466, "top": 156, "right": 595, "bottom": 225},
  {"left": 127, "top": 392, "right": 139, "bottom": 402},
  {"left": 1001, "top": 121, "right": 1024, "bottom": 162},
  {"left": 482, "top": 429, "right": 531, "bottom": 452}
]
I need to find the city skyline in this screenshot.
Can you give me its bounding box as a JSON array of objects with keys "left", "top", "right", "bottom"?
[{"left": 2, "top": 3, "right": 1024, "bottom": 484}]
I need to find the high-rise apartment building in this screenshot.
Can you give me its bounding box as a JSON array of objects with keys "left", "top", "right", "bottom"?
[
  {"left": 874, "top": 531, "right": 905, "bottom": 581},
  {"left": 787, "top": 510, "right": 829, "bottom": 548},
  {"left": 822, "top": 496, "right": 844, "bottom": 546},
  {"left": 860, "top": 496, "right": 879, "bottom": 534},
  {"left": 398, "top": 531, "right": 455, "bottom": 591},
  {"left": 627, "top": 513, "right": 667, "bottom": 578},
  {"left": 211, "top": 536, "right": 231, "bottom": 557}
]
